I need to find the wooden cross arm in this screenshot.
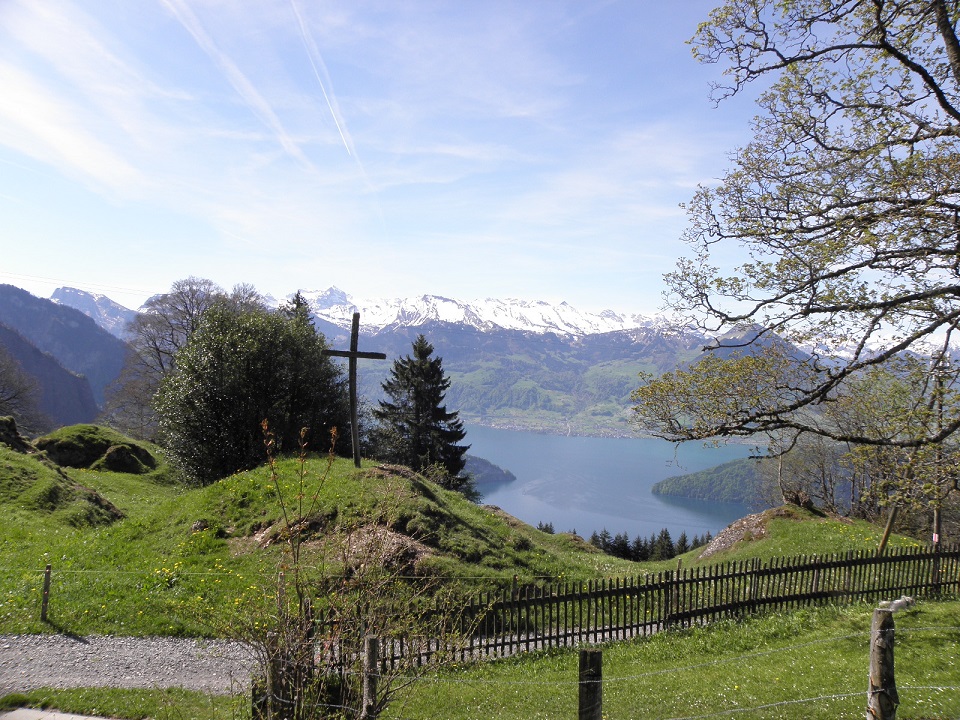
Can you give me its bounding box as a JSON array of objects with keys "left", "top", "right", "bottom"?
[{"left": 322, "top": 349, "right": 388, "bottom": 360}]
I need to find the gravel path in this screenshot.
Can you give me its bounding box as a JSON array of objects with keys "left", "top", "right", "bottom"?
[{"left": 0, "top": 635, "right": 257, "bottom": 697}]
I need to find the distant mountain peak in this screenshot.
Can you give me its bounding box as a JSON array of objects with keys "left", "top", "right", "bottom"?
[
  {"left": 295, "top": 287, "right": 655, "bottom": 337},
  {"left": 306, "top": 286, "right": 353, "bottom": 309},
  {"left": 50, "top": 287, "right": 137, "bottom": 339},
  {"left": 53, "top": 283, "right": 663, "bottom": 340}
]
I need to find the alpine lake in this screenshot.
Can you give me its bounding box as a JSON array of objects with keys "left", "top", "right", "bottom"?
[{"left": 466, "top": 425, "right": 754, "bottom": 542}]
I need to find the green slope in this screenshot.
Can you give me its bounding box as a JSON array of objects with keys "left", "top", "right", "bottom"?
[
  {"left": 0, "top": 425, "right": 644, "bottom": 636},
  {"left": 653, "top": 456, "right": 770, "bottom": 504},
  {"left": 0, "top": 424, "right": 928, "bottom": 638}
]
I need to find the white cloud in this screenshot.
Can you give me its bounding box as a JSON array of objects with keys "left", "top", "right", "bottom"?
[{"left": 0, "top": 62, "right": 143, "bottom": 191}]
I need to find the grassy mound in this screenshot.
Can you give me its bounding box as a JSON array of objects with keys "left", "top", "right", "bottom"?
[
  {"left": 0, "top": 450, "right": 640, "bottom": 636},
  {"left": 0, "top": 426, "right": 928, "bottom": 637},
  {"left": 0, "top": 445, "right": 123, "bottom": 528},
  {"left": 682, "top": 504, "right": 922, "bottom": 564},
  {"left": 34, "top": 425, "right": 158, "bottom": 473}
]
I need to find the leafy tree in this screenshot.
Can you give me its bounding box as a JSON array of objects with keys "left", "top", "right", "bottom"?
[
  {"left": 155, "top": 300, "right": 348, "bottom": 484},
  {"left": 129, "top": 277, "right": 226, "bottom": 380},
  {"left": 633, "top": 1, "right": 960, "bottom": 451},
  {"left": 105, "top": 278, "right": 270, "bottom": 439},
  {"left": 0, "top": 345, "right": 47, "bottom": 433},
  {"left": 104, "top": 277, "right": 226, "bottom": 438},
  {"left": 373, "top": 334, "right": 470, "bottom": 482}
]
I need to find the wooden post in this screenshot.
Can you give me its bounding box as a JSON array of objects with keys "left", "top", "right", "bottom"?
[
  {"left": 663, "top": 570, "right": 673, "bottom": 628},
  {"left": 868, "top": 608, "right": 899, "bottom": 720},
  {"left": 265, "top": 631, "right": 278, "bottom": 719},
  {"left": 322, "top": 312, "right": 387, "bottom": 468},
  {"left": 932, "top": 508, "right": 942, "bottom": 596},
  {"left": 41, "top": 564, "right": 51, "bottom": 622},
  {"left": 578, "top": 648, "right": 602, "bottom": 720},
  {"left": 361, "top": 635, "right": 379, "bottom": 720}
]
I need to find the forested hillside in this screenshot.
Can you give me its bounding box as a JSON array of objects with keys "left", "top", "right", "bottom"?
[
  {"left": 332, "top": 320, "right": 705, "bottom": 436},
  {"left": 652, "top": 457, "right": 770, "bottom": 506},
  {"left": 0, "top": 324, "right": 99, "bottom": 428}
]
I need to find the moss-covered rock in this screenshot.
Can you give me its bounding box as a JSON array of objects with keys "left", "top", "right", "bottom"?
[
  {"left": 0, "top": 416, "right": 33, "bottom": 454},
  {"left": 35, "top": 424, "right": 157, "bottom": 471},
  {"left": 0, "top": 444, "right": 124, "bottom": 527},
  {"left": 91, "top": 444, "right": 152, "bottom": 474}
]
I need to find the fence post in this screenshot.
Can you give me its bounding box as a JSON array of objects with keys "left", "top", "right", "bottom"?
[
  {"left": 40, "top": 564, "right": 51, "bottom": 622},
  {"left": 361, "top": 635, "right": 379, "bottom": 720},
  {"left": 867, "top": 608, "right": 898, "bottom": 720},
  {"left": 663, "top": 571, "right": 673, "bottom": 628},
  {"left": 578, "top": 648, "right": 602, "bottom": 720}
]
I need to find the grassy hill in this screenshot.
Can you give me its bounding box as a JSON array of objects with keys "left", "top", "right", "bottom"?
[
  {"left": 0, "top": 423, "right": 928, "bottom": 636},
  {"left": 2, "top": 423, "right": 954, "bottom": 719},
  {"left": 1, "top": 424, "right": 652, "bottom": 637}
]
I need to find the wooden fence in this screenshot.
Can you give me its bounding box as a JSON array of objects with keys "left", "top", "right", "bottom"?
[{"left": 377, "top": 544, "right": 960, "bottom": 669}]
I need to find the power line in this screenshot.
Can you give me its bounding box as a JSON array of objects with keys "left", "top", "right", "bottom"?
[{"left": 0, "top": 270, "right": 158, "bottom": 303}]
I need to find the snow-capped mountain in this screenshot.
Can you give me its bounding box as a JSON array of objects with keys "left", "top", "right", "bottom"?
[
  {"left": 51, "top": 285, "right": 658, "bottom": 339},
  {"left": 298, "top": 287, "right": 655, "bottom": 337},
  {"left": 50, "top": 287, "right": 138, "bottom": 338}
]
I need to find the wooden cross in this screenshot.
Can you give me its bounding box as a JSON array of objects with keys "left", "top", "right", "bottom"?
[{"left": 322, "top": 312, "right": 387, "bottom": 468}]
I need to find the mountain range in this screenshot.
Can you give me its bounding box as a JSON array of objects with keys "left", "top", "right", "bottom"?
[
  {"left": 0, "top": 285, "right": 129, "bottom": 415},
  {"left": 299, "top": 287, "right": 665, "bottom": 337},
  {"left": 2, "top": 284, "right": 715, "bottom": 436},
  {"left": 64, "top": 284, "right": 672, "bottom": 339}
]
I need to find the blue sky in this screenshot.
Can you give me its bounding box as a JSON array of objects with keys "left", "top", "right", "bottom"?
[{"left": 0, "top": 0, "right": 757, "bottom": 313}]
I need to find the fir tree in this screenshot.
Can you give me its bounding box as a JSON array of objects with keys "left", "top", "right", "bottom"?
[
  {"left": 651, "top": 528, "right": 674, "bottom": 561},
  {"left": 630, "top": 535, "right": 649, "bottom": 562},
  {"left": 373, "top": 334, "right": 470, "bottom": 480},
  {"left": 610, "top": 531, "right": 631, "bottom": 560}
]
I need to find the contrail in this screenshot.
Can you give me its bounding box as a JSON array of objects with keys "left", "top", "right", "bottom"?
[
  {"left": 159, "top": 0, "right": 311, "bottom": 167},
  {"left": 289, "top": 0, "right": 385, "bottom": 227},
  {"left": 289, "top": 0, "right": 352, "bottom": 157}
]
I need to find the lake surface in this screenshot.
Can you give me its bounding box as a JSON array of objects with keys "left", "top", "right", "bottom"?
[{"left": 466, "top": 425, "right": 754, "bottom": 541}]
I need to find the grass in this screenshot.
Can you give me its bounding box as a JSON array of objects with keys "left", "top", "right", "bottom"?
[
  {"left": 2, "top": 424, "right": 953, "bottom": 718},
  {"left": 0, "top": 687, "right": 247, "bottom": 720},
  {"left": 384, "top": 599, "right": 960, "bottom": 720},
  {"left": 0, "top": 433, "right": 648, "bottom": 637},
  {"left": 1, "top": 455, "right": 923, "bottom": 636},
  {"left": 11, "top": 600, "right": 958, "bottom": 719}
]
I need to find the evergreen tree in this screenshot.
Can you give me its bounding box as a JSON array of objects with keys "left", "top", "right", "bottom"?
[
  {"left": 651, "top": 528, "right": 674, "bottom": 561},
  {"left": 373, "top": 334, "right": 470, "bottom": 480},
  {"left": 675, "top": 531, "right": 690, "bottom": 556},
  {"left": 630, "top": 535, "right": 649, "bottom": 562},
  {"left": 610, "top": 531, "right": 631, "bottom": 560},
  {"left": 596, "top": 528, "right": 613, "bottom": 553}
]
